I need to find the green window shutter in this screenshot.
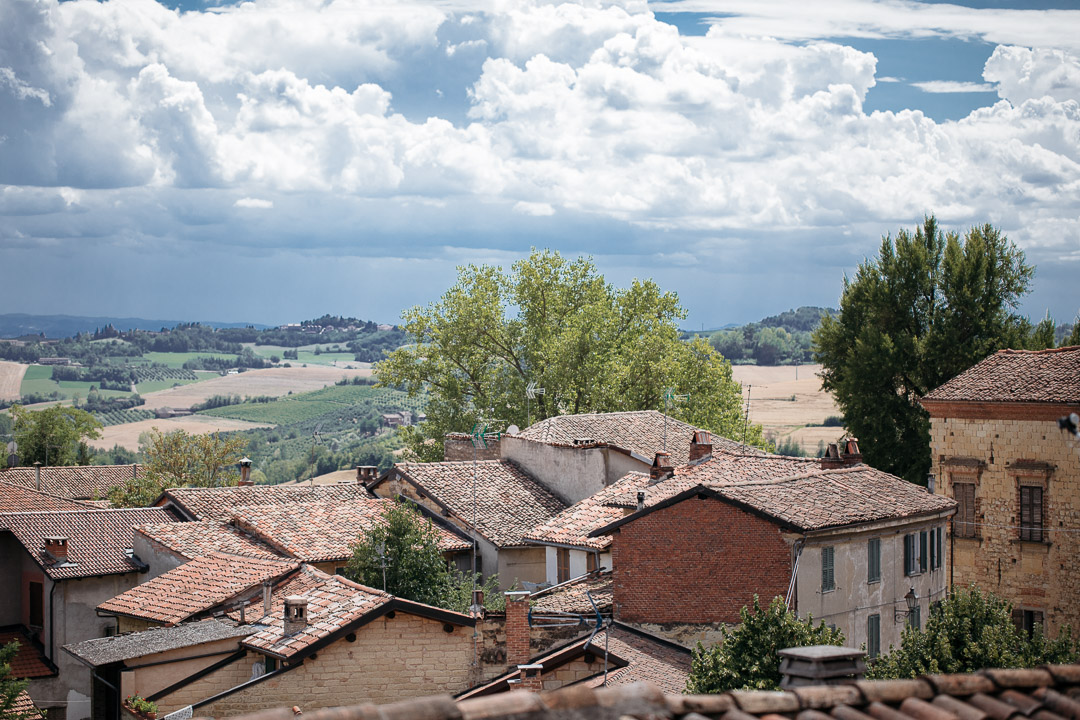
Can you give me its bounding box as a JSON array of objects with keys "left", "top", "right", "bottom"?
[
  {"left": 919, "top": 531, "right": 928, "bottom": 572},
  {"left": 822, "top": 546, "right": 835, "bottom": 591},
  {"left": 904, "top": 534, "right": 914, "bottom": 576},
  {"left": 867, "top": 614, "right": 880, "bottom": 658},
  {"left": 867, "top": 538, "right": 880, "bottom": 583}
]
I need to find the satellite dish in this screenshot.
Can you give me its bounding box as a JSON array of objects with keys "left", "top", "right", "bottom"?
[{"left": 506, "top": 425, "right": 520, "bottom": 435}]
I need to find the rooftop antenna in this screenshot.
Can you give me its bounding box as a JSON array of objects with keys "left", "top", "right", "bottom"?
[
  {"left": 525, "top": 380, "right": 545, "bottom": 428},
  {"left": 662, "top": 388, "right": 689, "bottom": 452},
  {"left": 307, "top": 423, "right": 323, "bottom": 485},
  {"left": 741, "top": 385, "right": 752, "bottom": 443}
]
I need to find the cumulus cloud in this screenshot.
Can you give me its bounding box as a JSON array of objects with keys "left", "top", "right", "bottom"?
[
  {"left": 984, "top": 45, "right": 1080, "bottom": 104},
  {"left": 235, "top": 197, "right": 273, "bottom": 209},
  {"left": 912, "top": 80, "right": 996, "bottom": 93}
]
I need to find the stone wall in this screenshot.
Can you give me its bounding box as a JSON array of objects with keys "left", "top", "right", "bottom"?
[{"left": 930, "top": 413, "right": 1080, "bottom": 636}]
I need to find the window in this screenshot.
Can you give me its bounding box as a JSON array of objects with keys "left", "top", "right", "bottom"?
[
  {"left": 919, "top": 531, "right": 928, "bottom": 573},
  {"left": 903, "top": 534, "right": 918, "bottom": 576},
  {"left": 821, "top": 546, "right": 835, "bottom": 592},
  {"left": 1013, "top": 608, "right": 1044, "bottom": 637},
  {"left": 867, "top": 614, "right": 881, "bottom": 658},
  {"left": 29, "top": 581, "right": 43, "bottom": 627},
  {"left": 867, "top": 538, "right": 880, "bottom": 583},
  {"left": 586, "top": 552, "right": 598, "bottom": 573},
  {"left": 954, "top": 482, "right": 976, "bottom": 538},
  {"left": 1019, "top": 485, "right": 1043, "bottom": 542},
  {"left": 557, "top": 548, "right": 570, "bottom": 583},
  {"left": 931, "top": 527, "right": 943, "bottom": 570}
]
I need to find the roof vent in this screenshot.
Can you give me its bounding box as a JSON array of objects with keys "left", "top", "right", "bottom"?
[
  {"left": 778, "top": 645, "right": 866, "bottom": 688},
  {"left": 573, "top": 437, "right": 596, "bottom": 446},
  {"left": 44, "top": 536, "right": 69, "bottom": 564},
  {"left": 283, "top": 596, "right": 309, "bottom": 636}
]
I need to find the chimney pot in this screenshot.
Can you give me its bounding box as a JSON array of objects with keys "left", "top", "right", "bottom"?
[
  {"left": 356, "top": 466, "right": 378, "bottom": 483},
  {"left": 504, "top": 591, "right": 531, "bottom": 670},
  {"left": 778, "top": 645, "right": 866, "bottom": 688},
  {"left": 821, "top": 438, "right": 861, "bottom": 469},
  {"left": 283, "top": 596, "right": 309, "bottom": 636},
  {"left": 650, "top": 451, "right": 674, "bottom": 481},
  {"left": 44, "top": 536, "right": 69, "bottom": 563},
  {"left": 516, "top": 664, "right": 544, "bottom": 692},
  {"left": 690, "top": 430, "right": 713, "bottom": 463},
  {"left": 636, "top": 491, "right": 645, "bottom": 511},
  {"left": 263, "top": 581, "right": 273, "bottom": 618},
  {"left": 238, "top": 457, "right": 254, "bottom": 486}
]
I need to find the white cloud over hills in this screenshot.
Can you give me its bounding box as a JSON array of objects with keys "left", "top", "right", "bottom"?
[{"left": 0, "top": 0, "right": 1077, "bottom": 324}]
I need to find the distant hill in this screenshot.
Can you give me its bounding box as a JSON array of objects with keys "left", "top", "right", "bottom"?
[{"left": 0, "top": 313, "right": 272, "bottom": 339}]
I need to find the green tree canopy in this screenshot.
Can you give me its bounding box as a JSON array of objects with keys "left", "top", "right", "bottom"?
[
  {"left": 377, "top": 249, "right": 765, "bottom": 461},
  {"left": 868, "top": 586, "right": 1078, "bottom": 678},
  {"left": 344, "top": 502, "right": 498, "bottom": 613},
  {"left": 814, "top": 217, "right": 1036, "bottom": 484},
  {"left": 686, "top": 595, "right": 844, "bottom": 693},
  {"left": 108, "top": 428, "right": 246, "bottom": 507},
  {"left": 9, "top": 404, "right": 102, "bottom": 467}
]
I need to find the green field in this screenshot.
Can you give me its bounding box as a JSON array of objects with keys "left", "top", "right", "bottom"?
[
  {"left": 138, "top": 352, "right": 237, "bottom": 368},
  {"left": 20, "top": 366, "right": 130, "bottom": 401},
  {"left": 135, "top": 376, "right": 210, "bottom": 394},
  {"left": 244, "top": 343, "right": 367, "bottom": 367},
  {"left": 199, "top": 383, "right": 422, "bottom": 425},
  {"left": 201, "top": 399, "right": 343, "bottom": 424}
]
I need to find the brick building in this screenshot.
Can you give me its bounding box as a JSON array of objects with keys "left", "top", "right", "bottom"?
[{"left": 921, "top": 346, "right": 1080, "bottom": 636}]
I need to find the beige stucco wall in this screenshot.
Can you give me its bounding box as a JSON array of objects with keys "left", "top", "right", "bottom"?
[
  {"left": 930, "top": 414, "right": 1080, "bottom": 636},
  {"left": 155, "top": 651, "right": 255, "bottom": 714},
  {"left": 498, "top": 547, "right": 546, "bottom": 590},
  {"left": 500, "top": 437, "right": 611, "bottom": 505},
  {"left": 542, "top": 546, "right": 611, "bottom": 586},
  {"left": 191, "top": 612, "right": 475, "bottom": 717},
  {"left": 795, "top": 515, "right": 951, "bottom": 655},
  {"left": 133, "top": 532, "right": 187, "bottom": 580}
]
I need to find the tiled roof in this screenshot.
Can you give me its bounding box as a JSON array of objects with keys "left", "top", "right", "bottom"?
[
  {"left": 390, "top": 461, "right": 566, "bottom": 547},
  {"left": 158, "top": 483, "right": 374, "bottom": 522},
  {"left": 97, "top": 551, "right": 299, "bottom": 625},
  {"left": 64, "top": 619, "right": 256, "bottom": 667},
  {"left": 0, "top": 481, "right": 100, "bottom": 513},
  {"left": 0, "top": 464, "right": 140, "bottom": 499},
  {"left": 0, "top": 628, "right": 57, "bottom": 678},
  {"left": 524, "top": 474, "right": 654, "bottom": 550},
  {"left": 241, "top": 566, "right": 393, "bottom": 659},
  {"left": 516, "top": 411, "right": 763, "bottom": 465},
  {"left": 531, "top": 571, "right": 612, "bottom": 616},
  {"left": 0, "top": 508, "right": 175, "bottom": 579},
  {"left": 923, "top": 346, "right": 1080, "bottom": 404},
  {"left": 226, "top": 664, "right": 1080, "bottom": 720},
  {"left": 228, "top": 499, "right": 470, "bottom": 563},
  {"left": 11, "top": 689, "right": 43, "bottom": 720},
  {"left": 593, "top": 461, "right": 955, "bottom": 537},
  {"left": 135, "top": 521, "right": 283, "bottom": 561},
  {"left": 716, "top": 466, "right": 957, "bottom": 531}
]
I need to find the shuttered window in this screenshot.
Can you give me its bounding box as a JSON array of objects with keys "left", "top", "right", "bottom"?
[
  {"left": 904, "top": 534, "right": 916, "bottom": 576},
  {"left": 933, "top": 527, "right": 943, "bottom": 569},
  {"left": 919, "top": 531, "right": 928, "bottom": 573},
  {"left": 587, "top": 552, "right": 598, "bottom": 573},
  {"left": 867, "top": 538, "right": 881, "bottom": 583},
  {"left": 822, "top": 546, "right": 835, "bottom": 592},
  {"left": 1013, "top": 608, "right": 1044, "bottom": 636},
  {"left": 557, "top": 548, "right": 570, "bottom": 583},
  {"left": 867, "top": 614, "right": 881, "bottom": 658},
  {"left": 1020, "top": 486, "right": 1043, "bottom": 542},
  {"left": 954, "top": 482, "right": 976, "bottom": 537}
]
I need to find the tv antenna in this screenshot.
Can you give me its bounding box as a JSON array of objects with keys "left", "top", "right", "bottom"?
[
  {"left": 525, "top": 380, "right": 545, "bottom": 427},
  {"left": 662, "top": 388, "right": 689, "bottom": 452}
]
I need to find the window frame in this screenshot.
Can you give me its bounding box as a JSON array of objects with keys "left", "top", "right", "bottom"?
[
  {"left": 952, "top": 480, "right": 977, "bottom": 538},
  {"left": 867, "top": 613, "right": 881, "bottom": 658},
  {"left": 556, "top": 547, "right": 571, "bottom": 583},
  {"left": 1019, "top": 484, "right": 1044, "bottom": 543},
  {"left": 821, "top": 546, "right": 835, "bottom": 592},
  {"left": 867, "top": 537, "right": 881, "bottom": 584}
]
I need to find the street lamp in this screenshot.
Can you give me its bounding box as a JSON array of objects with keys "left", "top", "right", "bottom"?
[{"left": 894, "top": 587, "right": 918, "bottom": 623}]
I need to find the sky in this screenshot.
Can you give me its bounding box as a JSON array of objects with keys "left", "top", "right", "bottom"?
[{"left": 1, "top": 0, "right": 1078, "bottom": 329}]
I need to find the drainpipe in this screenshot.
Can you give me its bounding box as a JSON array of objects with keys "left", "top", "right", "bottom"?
[{"left": 49, "top": 579, "right": 58, "bottom": 660}]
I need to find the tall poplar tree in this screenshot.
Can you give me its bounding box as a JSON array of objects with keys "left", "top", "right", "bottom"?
[{"left": 814, "top": 217, "right": 1035, "bottom": 485}]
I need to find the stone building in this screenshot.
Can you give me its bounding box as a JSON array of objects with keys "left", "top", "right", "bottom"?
[{"left": 921, "top": 346, "right": 1080, "bottom": 636}]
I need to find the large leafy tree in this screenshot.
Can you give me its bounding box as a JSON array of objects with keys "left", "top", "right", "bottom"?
[
  {"left": 867, "top": 586, "right": 1077, "bottom": 678},
  {"left": 377, "top": 249, "right": 764, "bottom": 461},
  {"left": 686, "top": 595, "right": 844, "bottom": 693},
  {"left": 9, "top": 405, "right": 102, "bottom": 466},
  {"left": 108, "top": 428, "right": 246, "bottom": 507},
  {"left": 814, "top": 217, "right": 1035, "bottom": 485}
]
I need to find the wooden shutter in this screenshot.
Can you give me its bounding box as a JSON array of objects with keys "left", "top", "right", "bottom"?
[
  {"left": 557, "top": 548, "right": 570, "bottom": 583},
  {"left": 867, "top": 614, "right": 880, "bottom": 658},
  {"left": 1020, "top": 486, "right": 1043, "bottom": 542},
  {"left": 867, "top": 538, "right": 880, "bottom": 583},
  {"left": 904, "top": 534, "right": 914, "bottom": 576},
  {"left": 822, "top": 547, "right": 835, "bottom": 591},
  {"left": 954, "top": 483, "right": 976, "bottom": 537},
  {"left": 919, "top": 531, "right": 928, "bottom": 572},
  {"left": 587, "top": 553, "right": 597, "bottom": 573}
]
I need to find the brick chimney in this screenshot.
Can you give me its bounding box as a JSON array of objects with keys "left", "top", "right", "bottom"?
[
  {"left": 650, "top": 451, "right": 674, "bottom": 481},
  {"left": 356, "top": 466, "right": 378, "bottom": 483},
  {"left": 283, "top": 596, "right": 309, "bottom": 636},
  {"left": 44, "top": 536, "right": 69, "bottom": 564},
  {"left": 504, "top": 591, "right": 531, "bottom": 670},
  {"left": 238, "top": 457, "right": 254, "bottom": 486},
  {"left": 689, "top": 430, "right": 713, "bottom": 463},
  {"left": 778, "top": 645, "right": 866, "bottom": 688},
  {"left": 821, "top": 438, "right": 862, "bottom": 470},
  {"left": 509, "top": 664, "right": 544, "bottom": 692}
]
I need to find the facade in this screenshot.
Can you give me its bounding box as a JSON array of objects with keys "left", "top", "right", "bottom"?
[{"left": 922, "top": 346, "right": 1080, "bottom": 636}]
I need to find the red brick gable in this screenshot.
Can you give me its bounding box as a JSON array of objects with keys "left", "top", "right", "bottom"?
[{"left": 611, "top": 495, "right": 790, "bottom": 624}]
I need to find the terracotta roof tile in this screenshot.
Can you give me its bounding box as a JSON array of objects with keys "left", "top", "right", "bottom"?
[
  {"left": 0, "top": 629, "right": 56, "bottom": 678},
  {"left": 97, "top": 551, "right": 299, "bottom": 625},
  {"left": 228, "top": 499, "right": 470, "bottom": 563},
  {"left": 0, "top": 481, "right": 101, "bottom": 513},
  {"left": 159, "top": 483, "right": 375, "bottom": 523},
  {"left": 0, "top": 465, "right": 141, "bottom": 500},
  {"left": 516, "top": 411, "right": 763, "bottom": 465},
  {"left": 135, "top": 521, "right": 283, "bottom": 561},
  {"left": 524, "top": 474, "right": 652, "bottom": 550},
  {"left": 240, "top": 566, "right": 393, "bottom": 658},
  {"left": 589, "top": 628, "right": 692, "bottom": 694},
  {"left": 390, "top": 461, "right": 566, "bottom": 548},
  {"left": 531, "top": 571, "right": 613, "bottom": 616},
  {"left": 0, "top": 508, "right": 175, "bottom": 579},
  {"left": 11, "top": 689, "right": 44, "bottom": 720},
  {"left": 923, "top": 347, "right": 1080, "bottom": 405}
]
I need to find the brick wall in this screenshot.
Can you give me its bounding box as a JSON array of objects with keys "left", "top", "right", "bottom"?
[
  {"left": 930, "top": 413, "right": 1080, "bottom": 636},
  {"left": 195, "top": 612, "right": 475, "bottom": 717},
  {"left": 611, "top": 495, "right": 791, "bottom": 624}
]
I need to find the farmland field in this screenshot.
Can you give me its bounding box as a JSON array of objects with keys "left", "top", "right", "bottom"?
[
  {"left": 137, "top": 351, "right": 237, "bottom": 368},
  {"left": 138, "top": 365, "right": 372, "bottom": 410},
  {"left": 201, "top": 383, "right": 420, "bottom": 424},
  {"left": 243, "top": 343, "right": 366, "bottom": 367},
  {"left": 19, "top": 365, "right": 131, "bottom": 401},
  {"left": 135, "top": 373, "right": 214, "bottom": 394},
  {"left": 90, "top": 414, "right": 274, "bottom": 451},
  {"left": 730, "top": 364, "right": 844, "bottom": 454},
  {"left": 0, "top": 361, "right": 27, "bottom": 401}
]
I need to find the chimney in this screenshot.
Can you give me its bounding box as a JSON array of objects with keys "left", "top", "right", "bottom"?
[
  {"left": 44, "top": 536, "right": 69, "bottom": 564},
  {"left": 690, "top": 430, "right": 713, "bottom": 463},
  {"left": 283, "top": 596, "right": 309, "bottom": 636},
  {"left": 636, "top": 490, "right": 645, "bottom": 512},
  {"left": 356, "top": 466, "right": 378, "bottom": 483},
  {"left": 34, "top": 462, "right": 42, "bottom": 490},
  {"left": 821, "top": 438, "right": 862, "bottom": 470},
  {"left": 778, "top": 645, "right": 866, "bottom": 688},
  {"left": 650, "top": 452, "right": 674, "bottom": 481},
  {"left": 263, "top": 581, "right": 273, "bottom": 618},
  {"left": 238, "top": 457, "right": 254, "bottom": 486},
  {"left": 509, "top": 664, "right": 544, "bottom": 692},
  {"left": 504, "top": 591, "right": 531, "bottom": 670}
]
